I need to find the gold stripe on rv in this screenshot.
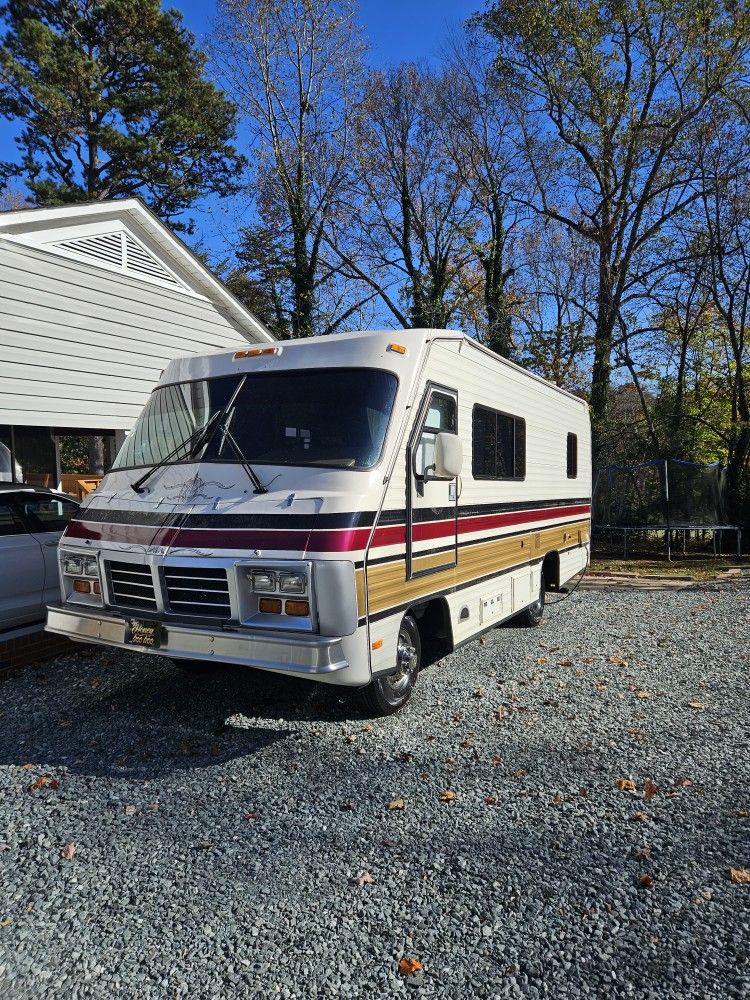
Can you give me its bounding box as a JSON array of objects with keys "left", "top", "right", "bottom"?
[{"left": 357, "top": 519, "right": 589, "bottom": 618}]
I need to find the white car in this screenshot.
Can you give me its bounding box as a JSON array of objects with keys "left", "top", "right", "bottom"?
[{"left": 0, "top": 485, "right": 79, "bottom": 630}]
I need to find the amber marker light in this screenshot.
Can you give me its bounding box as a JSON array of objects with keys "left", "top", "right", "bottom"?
[
  {"left": 73, "top": 579, "right": 91, "bottom": 593},
  {"left": 233, "top": 347, "right": 282, "bottom": 360},
  {"left": 387, "top": 343, "right": 407, "bottom": 355},
  {"left": 371, "top": 639, "right": 384, "bottom": 650},
  {"left": 285, "top": 600, "right": 310, "bottom": 617},
  {"left": 259, "top": 597, "right": 283, "bottom": 614}
]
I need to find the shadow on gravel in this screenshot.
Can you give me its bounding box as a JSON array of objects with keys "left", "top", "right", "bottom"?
[{"left": 0, "top": 653, "right": 378, "bottom": 779}]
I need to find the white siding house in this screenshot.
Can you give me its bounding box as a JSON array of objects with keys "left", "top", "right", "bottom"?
[{"left": 0, "top": 198, "right": 272, "bottom": 488}]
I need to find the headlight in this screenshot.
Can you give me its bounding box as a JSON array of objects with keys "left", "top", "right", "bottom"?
[
  {"left": 278, "top": 571, "right": 307, "bottom": 594},
  {"left": 61, "top": 552, "right": 99, "bottom": 578},
  {"left": 249, "top": 570, "right": 276, "bottom": 593}
]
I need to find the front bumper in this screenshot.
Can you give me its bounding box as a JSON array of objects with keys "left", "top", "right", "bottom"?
[{"left": 46, "top": 603, "right": 349, "bottom": 676}]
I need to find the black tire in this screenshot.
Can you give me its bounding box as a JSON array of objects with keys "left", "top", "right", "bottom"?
[
  {"left": 172, "top": 658, "right": 220, "bottom": 675},
  {"left": 359, "top": 614, "right": 421, "bottom": 716},
  {"left": 513, "top": 575, "right": 545, "bottom": 628}
]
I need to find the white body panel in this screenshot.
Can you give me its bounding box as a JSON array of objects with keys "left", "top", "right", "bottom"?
[{"left": 46, "top": 330, "right": 591, "bottom": 691}]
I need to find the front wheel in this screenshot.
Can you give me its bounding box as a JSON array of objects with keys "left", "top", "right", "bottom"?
[
  {"left": 513, "top": 576, "right": 545, "bottom": 628},
  {"left": 359, "top": 614, "right": 421, "bottom": 716}
]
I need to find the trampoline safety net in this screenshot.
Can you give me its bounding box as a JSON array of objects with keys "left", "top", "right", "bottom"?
[{"left": 593, "top": 459, "right": 732, "bottom": 529}]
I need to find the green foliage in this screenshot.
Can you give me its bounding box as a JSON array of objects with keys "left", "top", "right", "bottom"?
[{"left": 0, "top": 0, "right": 245, "bottom": 228}]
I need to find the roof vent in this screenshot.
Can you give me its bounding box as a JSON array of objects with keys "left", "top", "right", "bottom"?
[{"left": 50, "top": 230, "right": 183, "bottom": 288}]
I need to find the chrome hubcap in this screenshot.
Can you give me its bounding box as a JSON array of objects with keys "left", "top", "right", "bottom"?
[{"left": 385, "top": 628, "right": 417, "bottom": 696}]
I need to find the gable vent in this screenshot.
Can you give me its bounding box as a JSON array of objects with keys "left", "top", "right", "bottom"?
[{"left": 50, "top": 231, "right": 183, "bottom": 288}]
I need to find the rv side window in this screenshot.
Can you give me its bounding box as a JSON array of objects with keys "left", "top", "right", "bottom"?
[
  {"left": 414, "top": 392, "right": 457, "bottom": 479},
  {"left": 567, "top": 433, "right": 578, "bottom": 478},
  {"left": 472, "top": 405, "right": 525, "bottom": 480}
]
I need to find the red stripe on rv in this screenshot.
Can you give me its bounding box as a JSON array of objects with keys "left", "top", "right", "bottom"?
[{"left": 64, "top": 503, "right": 590, "bottom": 552}]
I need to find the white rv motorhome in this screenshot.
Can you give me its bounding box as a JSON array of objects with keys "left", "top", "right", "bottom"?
[{"left": 47, "top": 329, "right": 591, "bottom": 714}]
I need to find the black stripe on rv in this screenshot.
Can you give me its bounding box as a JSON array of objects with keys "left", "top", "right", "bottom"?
[{"left": 72, "top": 509, "right": 377, "bottom": 530}]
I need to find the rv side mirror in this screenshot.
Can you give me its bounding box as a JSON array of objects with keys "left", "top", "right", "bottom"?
[{"left": 431, "top": 432, "right": 463, "bottom": 480}]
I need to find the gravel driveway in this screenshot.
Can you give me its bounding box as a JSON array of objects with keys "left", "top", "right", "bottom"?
[{"left": 1, "top": 586, "right": 748, "bottom": 1000}]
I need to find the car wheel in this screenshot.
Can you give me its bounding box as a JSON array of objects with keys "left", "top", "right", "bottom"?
[
  {"left": 513, "top": 576, "right": 545, "bottom": 628},
  {"left": 359, "top": 614, "right": 421, "bottom": 716}
]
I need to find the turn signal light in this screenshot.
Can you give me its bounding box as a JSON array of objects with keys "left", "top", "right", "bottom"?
[
  {"left": 259, "top": 597, "right": 283, "bottom": 614},
  {"left": 285, "top": 600, "right": 310, "bottom": 617},
  {"left": 73, "top": 579, "right": 91, "bottom": 593},
  {"left": 387, "top": 343, "right": 407, "bottom": 355}
]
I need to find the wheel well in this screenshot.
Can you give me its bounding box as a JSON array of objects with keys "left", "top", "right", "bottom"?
[
  {"left": 542, "top": 550, "right": 560, "bottom": 591},
  {"left": 409, "top": 598, "right": 453, "bottom": 665}
]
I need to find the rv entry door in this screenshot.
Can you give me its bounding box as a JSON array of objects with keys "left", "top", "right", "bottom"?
[{"left": 406, "top": 385, "right": 459, "bottom": 580}]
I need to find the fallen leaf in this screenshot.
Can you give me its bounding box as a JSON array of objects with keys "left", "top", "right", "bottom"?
[
  {"left": 607, "top": 656, "right": 628, "bottom": 665},
  {"left": 387, "top": 799, "right": 406, "bottom": 811},
  {"left": 543, "top": 698, "right": 560, "bottom": 707},
  {"left": 557, "top": 659, "right": 574, "bottom": 667},
  {"left": 615, "top": 778, "right": 637, "bottom": 793},
  {"left": 60, "top": 843, "right": 76, "bottom": 861},
  {"left": 639, "top": 874, "right": 655, "bottom": 889},
  {"left": 0, "top": 918, "right": 12, "bottom": 928},
  {"left": 243, "top": 812, "right": 258, "bottom": 821},
  {"left": 438, "top": 789, "right": 456, "bottom": 802},
  {"left": 512, "top": 768, "right": 527, "bottom": 779},
  {"left": 381, "top": 839, "right": 400, "bottom": 850},
  {"left": 196, "top": 840, "right": 215, "bottom": 850},
  {"left": 90, "top": 676, "right": 102, "bottom": 688},
  {"left": 484, "top": 796, "right": 497, "bottom": 806},
  {"left": 29, "top": 775, "right": 59, "bottom": 793},
  {"left": 124, "top": 805, "right": 138, "bottom": 816},
  {"left": 551, "top": 793, "right": 563, "bottom": 807},
  {"left": 737, "top": 808, "right": 749, "bottom": 817},
  {"left": 702, "top": 888, "right": 713, "bottom": 899},
  {"left": 636, "top": 690, "right": 652, "bottom": 700},
  {"left": 579, "top": 787, "right": 589, "bottom": 798},
  {"left": 351, "top": 869, "right": 375, "bottom": 886},
  {"left": 673, "top": 778, "right": 693, "bottom": 788},
  {"left": 398, "top": 957, "right": 423, "bottom": 976},
  {"left": 634, "top": 846, "right": 651, "bottom": 860},
  {"left": 419, "top": 772, "right": 430, "bottom": 781},
  {"left": 0, "top": 844, "right": 10, "bottom": 852},
  {"left": 493, "top": 707, "right": 508, "bottom": 720},
  {"left": 59, "top": 719, "right": 71, "bottom": 728},
  {"left": 363, "top": 723, "right": 374, "bottom": 733},
  {"left": 451, "top": 712, "right": 464, "bottom": 722},
  {"left": 593, "top": 681, "right": 607, "bottom": 690},
  {"left": 397, "top": 751, "right": 414, "bottom": 763},
  {"left": 344, "top": 734, "right": 357, "bottom": 744},
  {"left": 729, "top": 867, "right": 750, "bottom": 884},
  {"left": 460, "top": 739, "right": 474, "bottom": 749},
  {"left": 536, "top": 656, "right": 548, "bottom": 665},
  {"left": 479, "top": 635, "right": 488, "bottom": 646},
  {"left": 643, "top": 779, "right": 660, "bottom": 802},
  {"left": 630, "top": 812, "right": 651, "bottom": 823},
  {"left": 687, "top": 701, "right": 706, "bottom": 710},
  {"left": 146, "top": 803, "right": 159, "bottom": 812},
  {"left": 472, "top": 687, "right": 486, "bottom": 699}
]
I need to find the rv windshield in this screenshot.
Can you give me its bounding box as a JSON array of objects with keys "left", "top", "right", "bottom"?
[{"left": 112, "top": 368, "right": 399, "bottom": 472}]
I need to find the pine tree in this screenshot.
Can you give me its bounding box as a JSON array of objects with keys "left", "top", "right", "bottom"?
[{"left": 0, "top": 0, "right": 245, "bottom": 229}]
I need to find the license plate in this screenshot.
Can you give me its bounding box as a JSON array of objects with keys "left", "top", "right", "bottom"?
[{"left": 125, "top": 619, "right": 162, "bottom": 648}]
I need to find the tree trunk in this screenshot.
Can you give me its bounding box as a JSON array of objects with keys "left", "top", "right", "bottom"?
[{"left": 87, "top": 436, "right": 106, "bottom": 475}]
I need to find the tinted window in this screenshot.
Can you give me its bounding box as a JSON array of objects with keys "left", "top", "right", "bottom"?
[
  {"left": 16, "top": 496, "right": 78, "bottom": 533},
  {"left": 0, "top": 502, "right": 27, "bottom": 537},
  {"left": 414, "top": 392, "right": 457, "bottom": 478},
  {"left": 472, "top": 406, "right": 525, "bottom": 480},
  {"left": 567, "top": 433, "right": 578, "bottom": 478}
]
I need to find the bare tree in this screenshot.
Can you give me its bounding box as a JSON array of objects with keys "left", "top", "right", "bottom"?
[
  {"left": 213, "top": 0, "right": 371, "bottom": 337},
  {"left": 481, "top": 0, "right": 750, "bottom": 455},
  {"left": 329, "top": 63, "right": 476, "bottom": 329}
]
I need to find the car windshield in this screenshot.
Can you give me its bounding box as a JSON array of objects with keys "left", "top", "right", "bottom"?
[{"left": 112, "top": 368, "right": 399, "bottom": 471}]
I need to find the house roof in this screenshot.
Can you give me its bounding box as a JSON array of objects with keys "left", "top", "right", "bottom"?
[{"left": 0, "top": 197, "right": 274, "bottom": 344}]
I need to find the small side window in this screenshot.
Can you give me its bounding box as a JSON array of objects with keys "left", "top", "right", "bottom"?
[
  {"left": 414, "top": 392, "right": 457, "bottom": 479},
  {"left": 18, "top": 496, "right": 78, "bottom": 533},
  {"left": 567, "top": 433, "right": 578, "bottom": 478},
  {"left": 0, "top": 502, "right": 28, "bottom": 537}
]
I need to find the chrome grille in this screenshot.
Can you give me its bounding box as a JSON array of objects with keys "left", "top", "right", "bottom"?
[
  {"left": 164, "top": 566, "right": 231, "bottom": 619},
  {"left": 107, "top": 561, "right": 157, "bottom": 612}
]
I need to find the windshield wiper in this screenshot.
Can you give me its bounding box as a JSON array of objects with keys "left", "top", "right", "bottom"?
[
  {"left": 214, "top": 418, "right": 269, "bottom": 495},
  {"left": 130, "top": 410, "right": 223, "bottom": 494}
]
